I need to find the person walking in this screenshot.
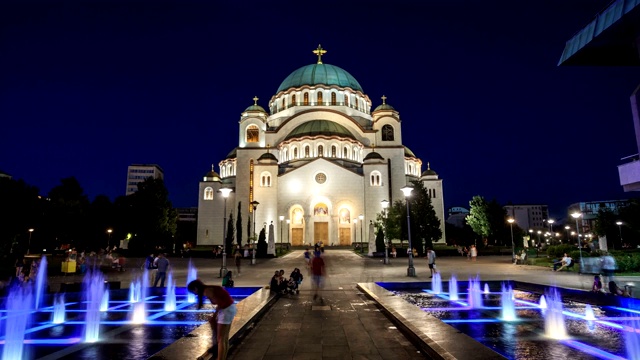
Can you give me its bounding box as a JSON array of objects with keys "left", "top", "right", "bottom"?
[
  {"left": 188, "top": 279, "right": 237, "bottom": 360},
  {"left": 311, "top": 252, "right": 325, "bottom": 302},
  {"left": 153, "top": 253, "right": 170, "bottom": 287},
  {"left": 234, "top": 250, "right": 242, "bottom": 275},
  {"left": 427, "top": 247, "right": 437, "bottom": 278}
]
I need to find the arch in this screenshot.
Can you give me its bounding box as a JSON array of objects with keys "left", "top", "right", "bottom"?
[
  {"left": 304, "top": 145, "right": 310, "bottom": 157},
  {"left": 343, "top": 146, "right": 348, "bottom": 159},
  {"left": 331, "top": 92, "right": 337, "bottom": 105},
  {"left": 339, "top": 208, "right": 351, "bottom": 224},
  {"left": 370, "top": 171, "right": 382, "bottom": 187},
  {"left": 353, "top": 148, "right": 358, "bottom": 161},
  {"left": 281, "top": 98, "right": 285, "bottom": 111},
  {"left": 293, "top": 147, "right": 298, "bottom": 159},
  {"left": 317, "top": 91, "right": 323, "bottom": 105},
  {"left": 318, "top": 144, "right": 324, "bottom": 157},
  {"left": 313, "top": 202, "right": 329, "bottom": 216},
  {"left": 204, "top": 187, "right": 214, "bottom": 200},
  {"left": 331, "top": 145, "right": 337, "bottom": 157},
  {"left": 292, "top": 94, "right": 296, "bottom": 105},
  {"left": 292, "top": 207, "right": 304, "bottom": 225},
  {"left": 282, "top": 148, "right": 288, "bottom": 161},
  {"left": 246, "top": 124, "right": 259, "bottom": 143},
  {"left": 382, "top": 124, "right": 394, "bottom": 141},
  {"left": 260, "top": 171, "right": 271, "bottom": 187},
  {"left": 345, "top": 94, "right": 349, "bottom": 107},
  {"left": 303, "top": 92, "right": 309, "bottom": 105}
]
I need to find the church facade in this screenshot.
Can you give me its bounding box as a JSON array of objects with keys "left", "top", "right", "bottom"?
[{"left": 196, "top": 47, "right": 445, "bottom": 249}]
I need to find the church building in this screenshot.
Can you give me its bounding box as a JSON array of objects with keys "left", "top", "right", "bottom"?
[{"left": 196, "top": 46, "right": 445, "bottom": 249}]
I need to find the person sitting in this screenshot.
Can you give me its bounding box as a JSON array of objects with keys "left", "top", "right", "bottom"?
[
  {"left": 609, "top": 281, "right": 632, "bottom": 297},
  {"left": 592, "top": 275, "right": 604, "bottom": 293},
  {"left": 222, "top": 271, "right": 234, "bottom": 288},
  {"left": 553, "top": 253, "right": 572, "bottom": 271},
  {"left": 277, "top": 270, "right": 289, "bottom": 294},
  {"left": 269, "top": 270, "right": 281, "bottom": 294},
  {"left": 514, "top": 250, "right": 527, "bottom": 264},
  {"left": 289, "top": 268, "right": 303, "bottom": 294}
]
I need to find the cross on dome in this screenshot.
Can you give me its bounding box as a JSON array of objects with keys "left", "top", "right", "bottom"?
[
  {"left": 381, "top": 95, "right": 387, "bottom": 104},
  {"left": 427, "top": 162, "right": 431, "bottom": 170},
  {"left": 313, "top": 44, "right": 327, "bottom": 64},
  {"left": 253, "top": 96, "right": 259, "bottom": 105}
]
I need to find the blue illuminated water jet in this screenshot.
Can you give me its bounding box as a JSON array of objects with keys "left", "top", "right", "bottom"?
[
  {"left": 187, "top": 260, "right": 197, "bottom": 303},
  {"left": 2, "top": 285, "right": 33, "bottom": 360},
  {"left": 449, "top": 275, "right": 458, "bottom": 301}
]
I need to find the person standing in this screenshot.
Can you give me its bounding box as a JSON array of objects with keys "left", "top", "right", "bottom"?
[
  {"left": 601, "top": 253, "right": 617, "bottom": 285},
  {"left": 427, "top": 248, "right": 437, "bottom": 278},
  {"left": 311, "top": 252, "right": 325, "bottom": 302},
  {"left": 470, "top": 245, "right": 477, "bottom": 261},
  {"left": 234, "top": 250, "right": 242, "bottom": 275},
  {"left": 188, "top": 279, "right": 237, "bottom": 360},
  {"left": 304, "top": 248, "right": 311, "bottom": 271},
  {"left": 153, "top": 253, "right": 170, "bottom": 287}
]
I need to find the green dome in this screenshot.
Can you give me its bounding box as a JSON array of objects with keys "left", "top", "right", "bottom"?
[
  {"left": 374, "top": 103, "right": 395, "bottom": 111},
  {"left": 404, "top": 146, "right": 416, "bottom": 158},
  {"left": 244, "top": 104, "right": 266, "bottom": 113},
  {"left": 277, "top": 64, "right": 363, "bottom": 93},
  {"left": 285, "top": 120, "right": 355, "bottom": 141}
]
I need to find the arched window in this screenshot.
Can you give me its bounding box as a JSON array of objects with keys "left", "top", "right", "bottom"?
[
  {"left": 226, "top": 164, "right": 232, "bottom": 176},
  {"left": 282, "top": 148, "right": 288, "bottom": 161},
  {"left": 292, "top": 94, "right": 296, "bottom": 105},
  {"left": 318, "top": 145, "right": 324, "bottom": 157},
  {"left": 331, "top": 145, "right": 337, "bottom": 157},
  {"left": 356, "top": 98, "right": 359, "bottom": 110},
  {"left": 246, "top": 125, "right": 259, "bottom": 143},
  {"left": 304, "top": 145, "right": 310, "bottom": 157},
  {"left": 293, "top": 147, "right": 298, "bottom": 159},
  {"left": 317, "top": 91, "right": 323, "bottom": 105},
  {"left": 370, "top": 171, "right": 382, "bottom": 186},
  {"left": 303, "top": 93, "right": 309, "bottom": 105},
  {"left": 260, "top": 172, "right": 271, "bottom": 187},
  {"left": 343, "top": 146, "right": 348, "bottom": 159},
  {"left": 382, "top": 124, "right": 394, "bottom": 141},
  {"left": 204, "top": 187, "right": 214, "bottom": 200},
  {"left": 331, "top": 92, "right": 337, "bottom": 105},
  {"left": 345, "top": 95, "right": 349, "bottom": 107},
  {"left": 281, "top": 98, "right": 285, "bottom": 110},
  {"left": 353, "top": 148, "right": 358, "bottom": 161}
]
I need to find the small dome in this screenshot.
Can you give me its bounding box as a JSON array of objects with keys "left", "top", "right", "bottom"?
[
  {"left": 258, "top": 152, "right": 278, "bottom": 162},
  {"left": 373, "top": 95, "right": 394, "bottom": 112},
  {"left": 363, "top": 151, "right": 384, "bottom": 161},
  {"left": 404, "top": 146, "right": 416, "bottom": 158},
  {"left": 205, "top": 170, "right": 220, "bottom": 178},
  {"left": 277, "top": 63, "right": 363, "bottom": 93},
  {"left": 285, "top": 120, "right": 355, "bottom": 141},
  {"left": 421, "top": 162, "right": 438, "bottom": 177},
  {"left": 244, "top": 104, "right": 267, "bottom": 113}
]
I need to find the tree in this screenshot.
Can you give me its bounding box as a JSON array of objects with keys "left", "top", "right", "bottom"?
[
  {"left": 409, "top": 181, "right": 442, "bottom": 252},
  {"left": 226, "top": 213, "right": 235, "bottom": 252},
  {"left": 236, "top": 202, "right": 243, "bottom": 247},
  {"left": 593, "top": 207, "right": 617, "bottom": 249},
  {"left": 466, "top": 195, "right": 506, "bottom": 246},
  {"left": 618, "top": 199, "right": 640, "bottom": 247},
  {"left": 375, "top": 227, "right": 385, "bottom": 254},
  {"left": 257, "top": 228, "right": 267, "bottom": 257},
  {"left": 0, "top": 177, "right": 42, "bottom": 258},
  {"left": 46, "top": 177, "right": 90, "bottom": 248}
]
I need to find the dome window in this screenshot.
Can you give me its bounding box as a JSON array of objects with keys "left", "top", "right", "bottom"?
[
  {"left": 204, "top": 187, "right": 214, "bottom": 200},
  {"left": 382, "top": 125, "right": 394, "bottom": 141},
  {"left": 304, "top": 145, "right": 310, "bottom": 158},
  {"left": 292, "top": 94, "right": 296, "bottom": 106},
  {"left": 293, "top": 147, "right": 298, "bottom": 159},
  {"left": 282, "top": 148, "right": 288, "bottom": 161},
  {"left": 317, "top": 91, "right": 323, "bottom": 105},
  {"left": 331, "top": 145, "right": 337, "bottom": 157},
  {"left": 331, "top": 92, "right": 337, "bottom": 105},
  {"left": 345, "top": 95, "right": 349, "bottom": 107},
  {"left": 281, "top": 98, "right": 285, "bottom": 111},
  {"left": 343, "top": 146, "right": 348, "bottom": 159},
  {"left": 318, "top": 144, "right": 324, "bottom": 157},
  {"left": 303, "top": 93, "right": 309, "bottom": 106},
  {"left": 246, "top": 125, "right": 259, "bottom": 143}
]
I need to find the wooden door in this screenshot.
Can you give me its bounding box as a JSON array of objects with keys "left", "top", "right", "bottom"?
[
  {"left": 314, "top": 222, "right": 328, "bottom": 245},
  {"left": 339, "top": 228, "right": 351, "bottom": 246},
  {"left": 292, "top": 228, "right": 304, "bottom": 246}
]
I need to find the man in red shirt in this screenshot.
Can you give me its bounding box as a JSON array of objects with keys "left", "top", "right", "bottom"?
[
  {"left": 311, "top": 252, "right": 325, "bottom": 302},
  {"left": 188, "top": 279, "right": 237, "bottom": 360}
]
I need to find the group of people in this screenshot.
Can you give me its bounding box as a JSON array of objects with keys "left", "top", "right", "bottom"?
[
  {"left": 592, "top": 275, "right": 633, "bottom": 297},
  {"left": 269, "top": 268, "right": 303, "bottom": 295},
  {"left": 143, "top": 252, "right": 171, "bottom": 287},
  {"left": 13, "top": 255, "right": 39, "bottom": 285}
]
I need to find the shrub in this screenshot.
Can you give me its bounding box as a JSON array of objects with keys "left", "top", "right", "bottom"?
[{"left": 546, "top": 244, "right": 577, "bottom": 259}]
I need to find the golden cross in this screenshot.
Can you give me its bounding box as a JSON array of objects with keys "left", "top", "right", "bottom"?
[
  {"left": 253, "top": 96, "right": 259, "bottom": 105},
  {"left": 381, "top": 95, "right": 387, "bottom": 104},
  {"left": 427, "top": 162, "right": 431, "bottom": 170},
  {"left": 313, "top": 44, "right": 327, "bottom": 64},
  {"left": 266, "top": 144, "right": 271, "bottom": 153}
]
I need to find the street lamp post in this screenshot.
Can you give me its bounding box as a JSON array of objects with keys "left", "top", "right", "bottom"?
[
  {"left": 564, "top": 226, "right": 570, "bottom": 244},
  {"left": 250, "top": 200, "right": 259, "bottom": 265},
  {"left": 536, "top": 230, "right": 542, "bottom": 257},
  {"left": 507, "top": 218, "right": 515, "bottom": 261},
  {"left": 572, "top": 211, "right": 584, "bottom": 272},
  {"left": 401, "top": 186, "right": 416, "bottom": 277},
  {"left": 528, "top": 229, "right": 533, "bottom": 248},
  {"left": 279, "top": 215, "right": 284, "bottom": 254},
  {"left": 547, "top": 219, "right": 554, "bottom": 233},
  {"left": 286, "top": 219, "right": 290, "bottom": 245},
  {"left": 353, "top": 218, "right": 358, "bottom": 249},
  {"left": 219, "top": 188, "right": 232, "bottom": 277},
  {"left": 359, "top": 214, "right": 364, "bottom": 254},
  {"left": 381, "top": 200, "right": 390, "bottom": 265},
  {"left": 28, "top": 228, "right": 34, "bottom": 255},
  {"left": 106, "top": 229, "right": 112, "bottom": 250},
  {"left": 616, "top": 221, "right": 623, "bottom": 250}
]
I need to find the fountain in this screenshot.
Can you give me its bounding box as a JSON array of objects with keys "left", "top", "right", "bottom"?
[
  {"left": 431, "top": 273, "right": 442, "bottom": 294},
  {"left": 83, "top": 269, "right": 105, "bottom": 343},
  {"left": 34, "top": 255, "right": 47, "bottom": 309},
  {"left": 448, "top": 275, "right": 458, "bottom": 301},
  {"left": 484, "top": 283, "right": 490, "bottom": 294},
  {"left": 626, "top": 318, "right": 640, "bottom": 360},
  {"left": 543, "top": 288, "right": 567, "bottom": 340},
  {"left": 164, "top": 271, "right": 176, "bottom": 312},
  {"left": 539, "top": 295, "right": 547, "bottom": 309},
  {"left": 467, "top": 277, "right": 483, "bottom": 309},
  {"left": 187, "top": 260, "right": 197, "bottom": 303},
  {"left": 100, "top": 288, "right": 110, "bottom": 312},
  {"left": 131, "top": 271, "right": 148, "bottom": 324},
  {"left": 500, "top": 283, "right": 516, "bottom": 321},
  {"left": 52, "top": 293, "right": 66, "bottom": 324},
  {"left": 2, "top": 285, "right": 33, "bottom": 360}
]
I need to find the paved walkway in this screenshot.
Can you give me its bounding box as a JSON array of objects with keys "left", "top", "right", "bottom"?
[{"left": 39, "top": 250, "right": 640, "bottom": 359}]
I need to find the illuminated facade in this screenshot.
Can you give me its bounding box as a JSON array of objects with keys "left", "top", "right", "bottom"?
[{"left": 197, "top": 47, "right": 445, "bottom": 247}]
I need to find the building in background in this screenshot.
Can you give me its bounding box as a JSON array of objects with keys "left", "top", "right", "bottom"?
[
  {"left": 503, "top": 204, "right": 548, "bottom": 231},
  {"left": 196, "top": 47, "right": 446, "bottom": 248},
  {"left": 177, "top": 207, "right": 198, "bottom": 223},
  {"left": 125, "top": 164, "right": 164, "bottom": 196},
  {"left": 568, "top": 199, "right": 630, "bottom": 234},
  {"left": 557, "top": 0, "right": 640, "bottom": 191},
  {"left": 446, "top": 207, "right": 469, "bottom": 228}
]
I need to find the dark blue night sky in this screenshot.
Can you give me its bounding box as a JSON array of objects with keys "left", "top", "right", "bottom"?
[{"left": 2, "top": 0, "right": 639, "bottom": 219}]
